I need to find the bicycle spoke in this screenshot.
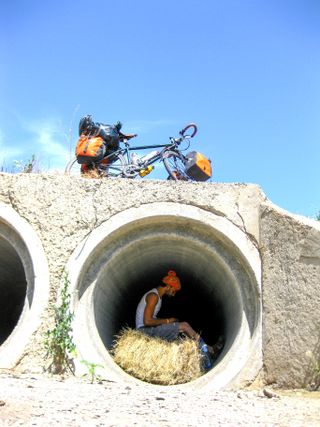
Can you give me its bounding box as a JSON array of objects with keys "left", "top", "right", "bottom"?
[
  {"left": 163, "top": 151, "right": 190, "bottom": 181},
  {"left": 99, "top": 154, "right": 126, "bottom": 178}
]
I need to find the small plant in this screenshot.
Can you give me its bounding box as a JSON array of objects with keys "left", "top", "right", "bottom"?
[
  {"left": 81, "top": 360, "right": 104, "bottom": 383},
  {"left": 13, "top": 154, "right": 39, "bottom": 173},
  {"left": 316, "top": 211, "right": 320, "bottom": 221},
  {"left": 306, "top": 350, "right": 320, "bottom": 390},
  {"left": 44, "top": 272, "right": 76, "bottom": 374}
]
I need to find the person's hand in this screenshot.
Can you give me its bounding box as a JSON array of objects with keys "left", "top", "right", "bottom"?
[{"left": 168, "top": 317, "right": 178, "bottom": 323}]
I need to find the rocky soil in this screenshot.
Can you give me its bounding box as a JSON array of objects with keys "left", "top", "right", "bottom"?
[{"left": 0, "top": 372, "right": 319, "bottom": 426}]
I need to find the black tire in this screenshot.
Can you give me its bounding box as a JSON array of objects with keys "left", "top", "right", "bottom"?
[{"left": 162, "top": 151, "right": 190, "bottom": 181}]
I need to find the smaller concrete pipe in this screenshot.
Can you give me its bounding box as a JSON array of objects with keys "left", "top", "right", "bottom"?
[
  {"left": 69, "top": 203, "right": 262, "bottom": 390},
  {"left": 0, "top": 204, "right": 49, "bottom": 368}
]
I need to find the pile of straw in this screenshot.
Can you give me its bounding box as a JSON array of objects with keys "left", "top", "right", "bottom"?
[{"left": 111, "top": 328, "right": 204, "bottom": 385}]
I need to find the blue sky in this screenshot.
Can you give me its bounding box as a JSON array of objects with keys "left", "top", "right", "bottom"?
[{"left": 1, "top": 0, "right": 319, "bottom": 217}]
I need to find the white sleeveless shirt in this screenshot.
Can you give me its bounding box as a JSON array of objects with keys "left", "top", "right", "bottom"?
[{"left": 135, "top": 288, "right": 162, "bottom": 328}]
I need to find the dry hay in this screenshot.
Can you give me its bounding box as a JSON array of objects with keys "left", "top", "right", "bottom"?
[
  {"left": 111, "top": 328, "right": 204, "bottom": 385},
  {"left": 81, "top": 169, "right": 101, "bottom": 179}
]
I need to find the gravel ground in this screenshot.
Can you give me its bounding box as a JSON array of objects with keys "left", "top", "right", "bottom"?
[{"left": 0, "top": 372, "right": 319, "bottom": 427}]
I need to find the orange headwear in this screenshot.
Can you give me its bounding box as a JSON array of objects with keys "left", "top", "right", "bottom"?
[{"left": 162, "top": 270, "right": 181, "bottom": 291}]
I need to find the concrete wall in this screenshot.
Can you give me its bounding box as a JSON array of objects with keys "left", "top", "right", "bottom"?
[
  {"left": 260, "top": 204, "right": 320, "bottom": 388},
  {"left": 0, "top": 174, "right": 318, "bottom": 390}
]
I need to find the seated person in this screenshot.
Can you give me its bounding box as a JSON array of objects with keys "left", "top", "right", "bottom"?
[{"left": 135, "top": 270, "right": 215, "bottom": 355}]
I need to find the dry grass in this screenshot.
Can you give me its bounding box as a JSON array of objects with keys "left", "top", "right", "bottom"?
[
  {"left": 111, "top": 328, "right": 204, "bottom": 385},
  {"left": 81, "top": 169, "right": 101, "bottom": 179}
]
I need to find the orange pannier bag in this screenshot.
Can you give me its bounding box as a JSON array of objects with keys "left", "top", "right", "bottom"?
[
  {"left": 185, "top": 151, "right": 212, "bottom": 181},
  {"left": 75, "top": 134, "right": 106, "bottom": 164}
]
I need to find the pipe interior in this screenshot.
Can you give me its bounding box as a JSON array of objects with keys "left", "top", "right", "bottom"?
[
  {"left": 80, "top": 216, "right": 259, "bottom": 369},
  {"left": 0, "top": 236, "right": 27, "bottom": 345}
]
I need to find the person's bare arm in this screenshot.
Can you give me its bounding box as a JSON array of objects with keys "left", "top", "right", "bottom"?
[{"left": 143, "top": 293, "right": 177, "bottom": 326}]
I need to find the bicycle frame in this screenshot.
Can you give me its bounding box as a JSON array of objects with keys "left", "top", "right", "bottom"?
[
  {"left": 102, "top": 137, "right": 187, "bottom": 178},
  {"left": 118, "top": 141, "right": 170, "bottom": 164}
]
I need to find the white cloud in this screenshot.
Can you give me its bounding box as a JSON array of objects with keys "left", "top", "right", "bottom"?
[
  {"left": 0, "top": 128, "right": 26, "bottom": 169},
  {"left": 0, "top": 110, "right": 78, "bottom": 171},
  {"left": 20, "top": 117, "right": 74, "bottom": 171}
]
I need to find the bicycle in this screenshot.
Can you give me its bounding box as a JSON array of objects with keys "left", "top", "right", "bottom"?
[{"left": 65, "top": 123, "right": 206, "bottom": 181}]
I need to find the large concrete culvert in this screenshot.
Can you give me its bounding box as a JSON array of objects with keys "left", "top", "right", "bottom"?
[
  {"left": 68, "top": 202, "right": 262, "bottom": 390},
  {"left": 0, "top": 203, "right": 49, "bottom": 368}
]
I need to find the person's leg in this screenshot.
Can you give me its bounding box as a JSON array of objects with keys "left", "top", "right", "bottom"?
[
  {"left": 178, "top": 322, "right": 200, "bottom": 340},
  {"left": 138, "top": 323, "right": 180, "bottom": 342},
  {"left": 178, "top": 322, "right": 218, "bottom": 355}
]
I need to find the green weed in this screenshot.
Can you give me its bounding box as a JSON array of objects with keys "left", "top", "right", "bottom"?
[
  {"left": 44, "top": 272, "right": 76, "bottom": 374},
  {"left": 13, "top": 155, "right": 39, "bottom": 173},
  {"left": 81, "top": 360, "right": 104, "bottom": 383}
]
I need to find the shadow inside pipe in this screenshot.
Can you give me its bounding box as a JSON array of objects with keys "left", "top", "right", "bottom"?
[
  {"left": 114, "top": 270, "right": 226, "bottom": 348},
  {"left": 0, "top": 237, "right": 27, "bottom": 345}
]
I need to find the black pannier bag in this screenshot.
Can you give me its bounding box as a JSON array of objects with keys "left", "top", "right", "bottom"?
[
  {"left": 185, "top": 151, "right": 212, "bottom": 181},
  {"left": 97, "top": 124, "right": 120, "bottom": 152}
]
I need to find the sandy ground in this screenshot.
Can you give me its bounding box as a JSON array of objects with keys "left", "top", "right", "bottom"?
[{"left": 0, "top": 372, "right": 319, "bottom": 427}]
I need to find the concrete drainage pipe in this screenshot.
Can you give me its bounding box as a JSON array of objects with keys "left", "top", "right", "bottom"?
[
  {"left": 68, "top": 202, "right": 262, "bottom": 390},
  {"left": 0, "top": 204, "right": 49, "bottom": 368}
]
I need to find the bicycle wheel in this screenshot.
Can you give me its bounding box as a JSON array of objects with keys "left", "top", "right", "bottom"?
[
  {"left": 65, "top": 154, "right": 126, "bottom": 178},
  {"left": 162, "top": 151, "right": 190, "bottom": 181},
  {"left": 98, "top": 153, "right": 125, "bottom": 178},
  {"left": 65, "top": 157, "right": 81, "bottom": 176}
]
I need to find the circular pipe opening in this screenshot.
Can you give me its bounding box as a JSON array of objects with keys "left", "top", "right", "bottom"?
[
  {"left": 93, "top": 227, "right": 242, "bottom": 353},
  {"left": 0, "top": 204, "right": 50, "bottom": 368},
  {"left": 69, "top": 203, "right": 262, "bottom": 390},
  {"left": 0, "top": 236, "right": 27, "bottom": 345}
]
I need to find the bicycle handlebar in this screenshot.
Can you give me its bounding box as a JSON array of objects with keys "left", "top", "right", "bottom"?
[
  {"left": 179, "top": 123, "right": 198, "bottom": 138},
  {"left": 123, "top": 123, "right": 197, "bottom": 149}
]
